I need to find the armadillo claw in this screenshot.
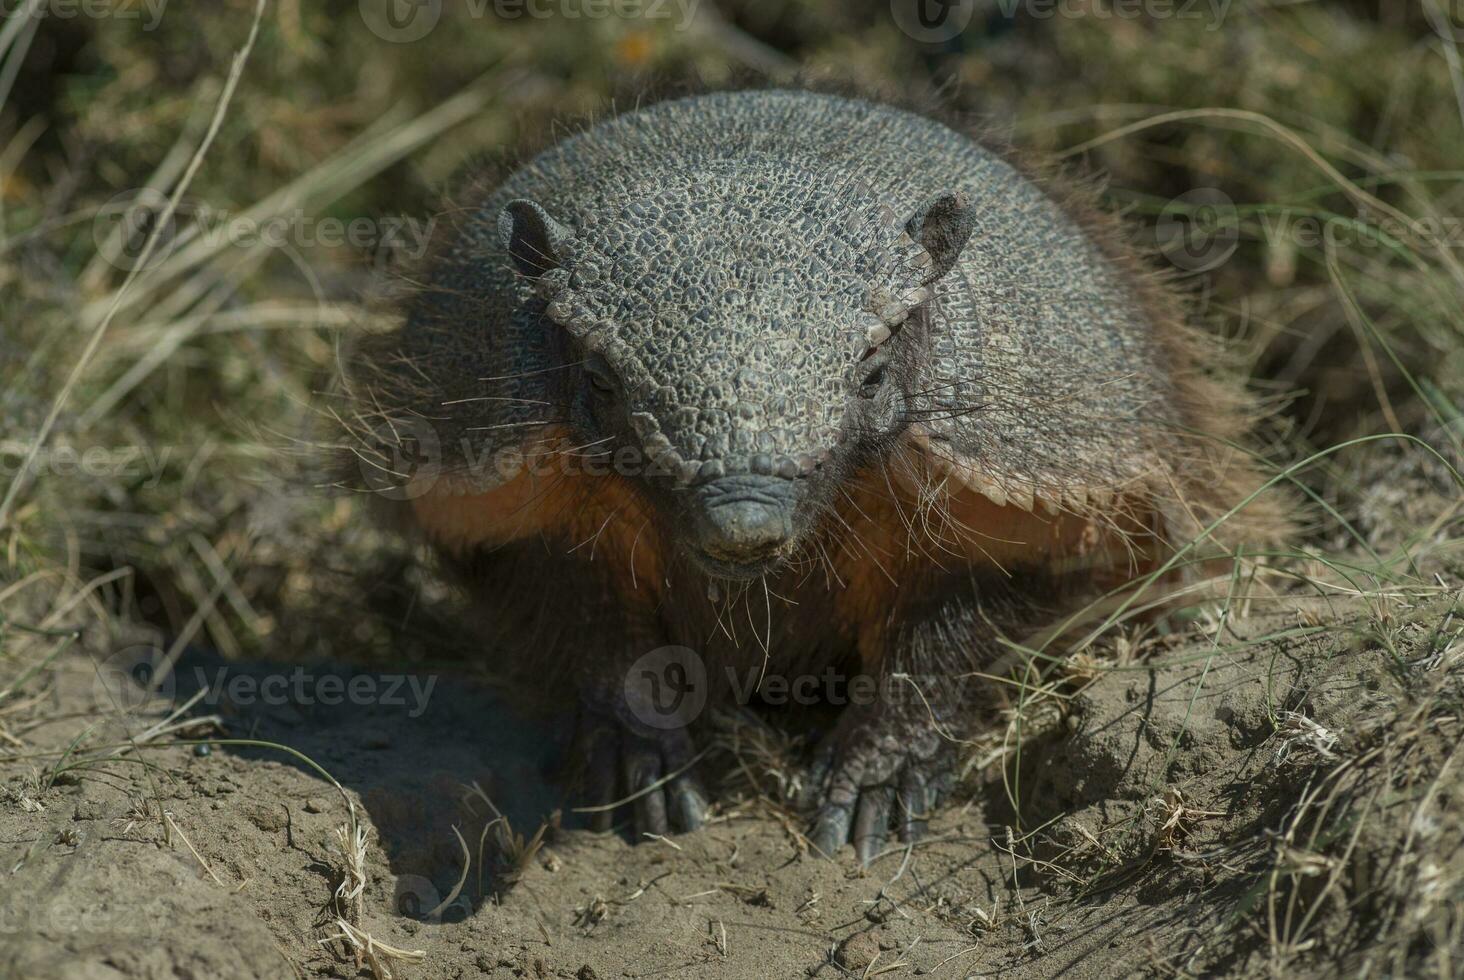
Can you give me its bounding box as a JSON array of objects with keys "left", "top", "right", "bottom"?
[
  {"left": 851, "top": 785, "right": 896, "bottom": 865},
  {"left": 803, "top": 716, "right": 949, "bottom": 865},
  {"left": 572, "top": 709, "right": 707, "bottom": 839}
]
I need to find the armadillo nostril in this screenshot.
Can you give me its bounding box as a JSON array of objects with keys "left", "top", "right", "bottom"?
[{"left": 699, "top": 499, "right": 790, "bottom": 561}]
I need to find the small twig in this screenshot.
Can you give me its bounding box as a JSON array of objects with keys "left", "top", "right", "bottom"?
[
  {"left": 164, "top": 812, "right": 224, "bottom": 887},
  {"left": 319, "top": 918, "right": 425, "bottom": 980},
  {"left": 425, "top": 825, "right": 471, "bottom": 919}
]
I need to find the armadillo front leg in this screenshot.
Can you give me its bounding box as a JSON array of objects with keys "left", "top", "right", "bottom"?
[
  {"left": 802, "top": 688, "right": 960, "bottom": 864},
  {"left": 570, "top": 638, "right": 710, "bottom": 838},
  {"left": 804, "top": 585, "right": 1005, "bottom": 864}
]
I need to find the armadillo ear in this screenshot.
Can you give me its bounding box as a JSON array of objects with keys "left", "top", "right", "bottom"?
[
  {"left": 498, "top": 199, "right": 574, "bottom": 278},
  {"left": 905, "top": 191, "right": 976, "bottom": 285}
]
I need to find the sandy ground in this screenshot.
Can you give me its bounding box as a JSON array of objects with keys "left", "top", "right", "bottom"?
[{"left": 4, "top": 579, "right": 1457, "bottom": 980}]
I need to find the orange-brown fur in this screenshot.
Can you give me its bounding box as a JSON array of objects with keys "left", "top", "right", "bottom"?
[
  {"left": 407, "top": 434, "right": 1165, "bottom": 676},
  {"left": 410, "top": 427, "right": 666, "bottom": 592}
]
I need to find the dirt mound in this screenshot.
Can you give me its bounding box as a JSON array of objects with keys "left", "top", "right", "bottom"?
[
  {"left": 1013, "top": 600, "right": 1462, "bottom": 975},
  {"left": 3, "top": 589, "right": 1458, "bottom": 979}
]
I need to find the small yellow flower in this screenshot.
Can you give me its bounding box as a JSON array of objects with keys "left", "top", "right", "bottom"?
[{"left": 616, "top": 31, "right": 654, "bottom": 67}]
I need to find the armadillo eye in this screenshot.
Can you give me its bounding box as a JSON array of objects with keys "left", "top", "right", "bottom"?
[
  {"left": 859, "top": 361, "right": 888, "bottom": 395},
  {"left": 584, "top": 357, "right": 617, "bottom": 397}
]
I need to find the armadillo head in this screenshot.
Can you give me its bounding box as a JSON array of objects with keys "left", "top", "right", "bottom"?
[{"left": 499, "top": 164, "right": 975, "bottom": 580}]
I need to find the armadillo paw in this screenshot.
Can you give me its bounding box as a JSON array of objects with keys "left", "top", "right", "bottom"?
[
  {"left": 572, "top": 708, "right": 708, "bottom": 839},
  {"left": 802, "top": 713, "right": 950, "bottom": 866}
]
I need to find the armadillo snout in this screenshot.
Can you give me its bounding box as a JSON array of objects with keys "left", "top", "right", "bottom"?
[{"left": 693, "top": 475, "right": 798, "bottom": 571}]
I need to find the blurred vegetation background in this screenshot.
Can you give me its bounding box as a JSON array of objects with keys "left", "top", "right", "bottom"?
[{"left": 1, "top": 0, "right": 1460, "bottom": 665}]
